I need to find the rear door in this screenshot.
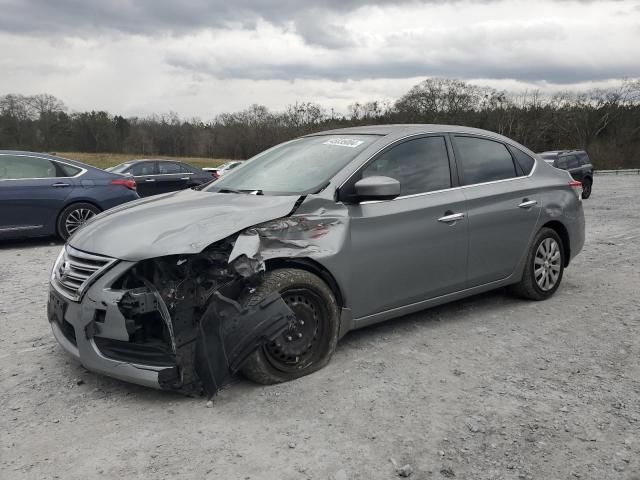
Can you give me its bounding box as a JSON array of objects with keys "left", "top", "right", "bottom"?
[
  {"left": 345, "top": 135, "right": 469, "bottom": 319},
  {"left": 130, "top": 161, "right": 159, "bottom": 197},
  {"left": 0, "top": 154, "right": 81, "bottom": 236},
  {"left": 451, "top": 135, "right": 541, "bottom": 287}
]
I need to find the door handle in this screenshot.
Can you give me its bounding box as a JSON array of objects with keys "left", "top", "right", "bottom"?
[
  {"left": 438, "top": 212, "right": 465, "bottom": 223},
  {"left": 518, "top": 199, "right": 538, "bottom": 209},
  {"left": 145, "top": 178, "right": 156, "bottom": 182},
  {"left": 52, "top": 182, "right": 70, "bottom": 187},
  {"left": 180, "top": 177, "right": 190, "bottom": 181}
]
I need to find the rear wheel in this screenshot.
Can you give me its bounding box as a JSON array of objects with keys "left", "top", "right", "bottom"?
[
  {"left": 511, "top": 227, "right": 565, "bottom": 301},
  {"left": 57, "top": 203, "right": 100, "bottom": 240},
  {"left": 581, "top": 177, "right": 592, "bottom": 199},
  {"left": 240, "top": 268, "right": 340, "bottom": 385}
]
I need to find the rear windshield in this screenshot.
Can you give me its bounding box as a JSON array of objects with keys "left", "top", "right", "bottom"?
[
  {"left": 109, "top": 162, "right": 132, "bottom": 173},
  {"left": 205, "top": 135, "right": 379, "bottom": 195}
]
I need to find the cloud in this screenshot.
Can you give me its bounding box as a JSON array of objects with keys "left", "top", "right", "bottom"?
[{"left": 0, "top": 0, "right": 637, "bottom": 117}]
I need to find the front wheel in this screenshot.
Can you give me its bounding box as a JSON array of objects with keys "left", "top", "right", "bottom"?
[
  {"left": 240, "top": 268, "right": 340, "bottom": 385},
  {"left": 57, "top": 203, "right": 100, "bottom": 240},
  {"left": 511, "top": 227, "right": 565, "bottom": 301}
]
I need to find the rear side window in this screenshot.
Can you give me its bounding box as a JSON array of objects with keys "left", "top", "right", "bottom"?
[
  {"left": 578, "top": 152, "right": 591, "bottom": 166},
  {"left": 0, "top": 155, "right": 61, "bottom": 179},
  {"left": 565, "top": 155, "right": 580, "bottom": 169},
  {"left": 362, "top": 136, "right": 451, "bottom": 196},
  {"left": 508, "top": 146, "right": 536, "bottom": 175},
  {"left": 454, "top": 137, "right": 516, "bottom": 185}
]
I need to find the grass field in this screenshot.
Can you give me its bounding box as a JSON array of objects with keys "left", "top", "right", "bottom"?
[{"left": 55, "top": 152, "right": 228, "bottom": 170}]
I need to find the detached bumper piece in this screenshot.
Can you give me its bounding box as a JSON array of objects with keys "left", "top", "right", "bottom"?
[{"left": 163, "top": 292, "right": 294, "bottom": 396}]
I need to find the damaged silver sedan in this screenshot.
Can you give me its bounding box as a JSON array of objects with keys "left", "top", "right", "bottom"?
[{"left": 48, "top": 125, "right": 585, "bottom": 396}]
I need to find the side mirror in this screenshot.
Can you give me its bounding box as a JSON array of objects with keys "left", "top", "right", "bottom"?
[{"left": 353, "top": 176, "right": 400, "bottom": 202}]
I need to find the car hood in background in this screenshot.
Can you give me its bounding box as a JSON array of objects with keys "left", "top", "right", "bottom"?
[{"left": 69, "top": 189, "right": 300, "bottom": 261}]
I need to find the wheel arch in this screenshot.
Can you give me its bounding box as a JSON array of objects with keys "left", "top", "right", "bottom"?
[
  {"left": 264, "top": 257, "right": 346, "bottom": 308},
  {"left": 540, "top": 220, "right": 571, "bottom": 267}
]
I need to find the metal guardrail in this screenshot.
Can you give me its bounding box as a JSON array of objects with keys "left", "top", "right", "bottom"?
[{"left": 594, "top": 168, "right": 640, "bottom": 175}]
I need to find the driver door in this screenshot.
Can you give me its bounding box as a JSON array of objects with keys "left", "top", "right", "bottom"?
[{"left": 344, "top": 135, "right": 469, "bottom": 320}]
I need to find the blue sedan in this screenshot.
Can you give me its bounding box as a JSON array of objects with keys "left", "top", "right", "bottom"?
[{"left": 0, "top": 151, "right": 139, "bottom": 240}]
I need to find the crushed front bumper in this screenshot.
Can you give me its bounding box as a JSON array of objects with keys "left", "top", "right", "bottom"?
[
  {"left": 48, "top": 253, "right": 295, "bottom": 396},
  {"left": 48, "top": 261, "right": 168, "bottom": 389}
]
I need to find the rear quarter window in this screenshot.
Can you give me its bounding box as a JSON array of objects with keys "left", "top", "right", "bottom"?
[
  {"left": 56, "top": 162, "right": 82, "bottom": 177},
  {"left": 508, "top": 146, "right": 536, "bottom": 175}
]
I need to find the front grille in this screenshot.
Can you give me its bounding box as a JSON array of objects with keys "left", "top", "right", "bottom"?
[{"left": 52, "top": 246, "right": 116, "bottom": 301}]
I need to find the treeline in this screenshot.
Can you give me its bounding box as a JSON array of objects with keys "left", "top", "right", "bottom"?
[{"left": 1, "top": 78, "right": 639, "bottom": 168}]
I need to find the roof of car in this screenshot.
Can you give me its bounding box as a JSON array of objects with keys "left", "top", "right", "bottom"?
[
  {"left": 120, "top": 159, "right": 184, "bottom": 164},
  {"left": 306, "top": 124, "right": 537, "bottom": 154},
  {"left": 0, "top": 150, "right": 96, "bottom": 170},
  {"left": 309, "top": 124, "right": 509, "bottom": 137},
  {"left": 539, "top": 150, "right": 586, "bottom": 156}
]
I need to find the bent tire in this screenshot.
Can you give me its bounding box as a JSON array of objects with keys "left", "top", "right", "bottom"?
[
  {"left": 57, "top": 202, "right": 101, "bottom": 240},
  {"left": 511, "top": 227, "right": 565, "bottom": 301},
  {"left": 581, "top": 177, "right": 592, "bottom": 199},
  {"left": 240, "top": 268, "right": 340, "bottom": 385}
]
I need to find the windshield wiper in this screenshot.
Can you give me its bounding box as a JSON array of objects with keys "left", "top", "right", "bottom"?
[{"left": 217, "top": 188, "right": 243, "bottom": 194}]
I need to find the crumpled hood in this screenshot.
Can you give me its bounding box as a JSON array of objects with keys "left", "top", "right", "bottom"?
[{"left": 69, "top": 188, "right": 300, "bottom": 261}]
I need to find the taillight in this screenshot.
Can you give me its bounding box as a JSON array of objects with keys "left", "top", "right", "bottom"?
[
  {"left": 568, "top": 180, "right": 582, "bottom": 198},
  {"left": 211, "top": 171, "right": 220, "bottom": 179},
  {"left": 111, "top": 178, "right": 137, "bottom": 190}
]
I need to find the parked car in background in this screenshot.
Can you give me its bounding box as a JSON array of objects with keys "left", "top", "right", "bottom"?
[
  {"left": 107, "top": 159, "right": 212, "bottom": 197},
  {"left": 0, "top": 151, "right": 138, "bottom": 240},
  {"left": 538, "top": 150, "right": 593, "bottom": 199},
  {"left": 203, "top": 161, "right": 243, "bottom": 180},
  {"left": 48, "top": 125, "right": 585, "bottom": 395},
  {"left": 201, "top": 167, "right": 221, "bottom": 179}
]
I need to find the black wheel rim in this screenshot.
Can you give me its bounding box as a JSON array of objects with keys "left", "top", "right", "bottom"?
[
  {"left": 263, "top": 287, "right": 327, "bottom": 373},
  {"left": 583, "top": 181, "right": 591, "bottom": 197}
]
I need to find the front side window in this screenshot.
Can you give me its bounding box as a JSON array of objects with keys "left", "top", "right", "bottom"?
[
  {"left": 362, "top": 136, "right": 451, "bottom": 196},
  {"left": 207, "top": 135, "right": 379, "bottom": 195},
  {"left": 454, "top": 136, "right": 516, "bottom": 185},
  {"left": 556, "top": 157, "right": 568, "bottom": 169},
  {"left": 0, "top": 155, "right": 74, "bottom": 179},
  {"left": 130, "top": 162, "right": 156, "bottom": 176}
]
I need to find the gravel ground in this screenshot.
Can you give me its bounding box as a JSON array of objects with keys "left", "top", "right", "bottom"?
[{"left": 1, "top": 176, "right": 639, "bottom": 480}]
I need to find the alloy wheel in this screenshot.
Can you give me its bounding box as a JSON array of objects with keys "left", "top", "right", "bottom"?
[
  {"left": 65, "top": 208, "right": 96, "bottom": 235},
  {"left": 534, "top": 238, "right": 561, "bottom": 291}
]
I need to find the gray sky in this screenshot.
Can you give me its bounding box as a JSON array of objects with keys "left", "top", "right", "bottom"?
[{"left": 0, "top": 0, "right": 638, "bottom": 117}]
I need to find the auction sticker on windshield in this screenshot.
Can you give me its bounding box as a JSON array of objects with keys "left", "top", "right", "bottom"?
[{"left": 323, "top": 138, "right": 365, "bottom": 148}]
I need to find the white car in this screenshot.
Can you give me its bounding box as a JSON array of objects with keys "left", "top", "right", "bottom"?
[{"left": 203, "top": 161, "right": 243, "bottom": 179}]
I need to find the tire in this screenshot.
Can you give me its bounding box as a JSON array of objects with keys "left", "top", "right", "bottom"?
[
  {"left": 581, "top": 177, "right": 592, "bottom": 199},
  {"left": 57, "top": 202, "right": 101, "bottom": 240},
  {"left": 511, "top": 227, "right": 565, "bottom": 301},
  {"left": 240, "top": 268, "right": 340, "bottom": 385}
]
